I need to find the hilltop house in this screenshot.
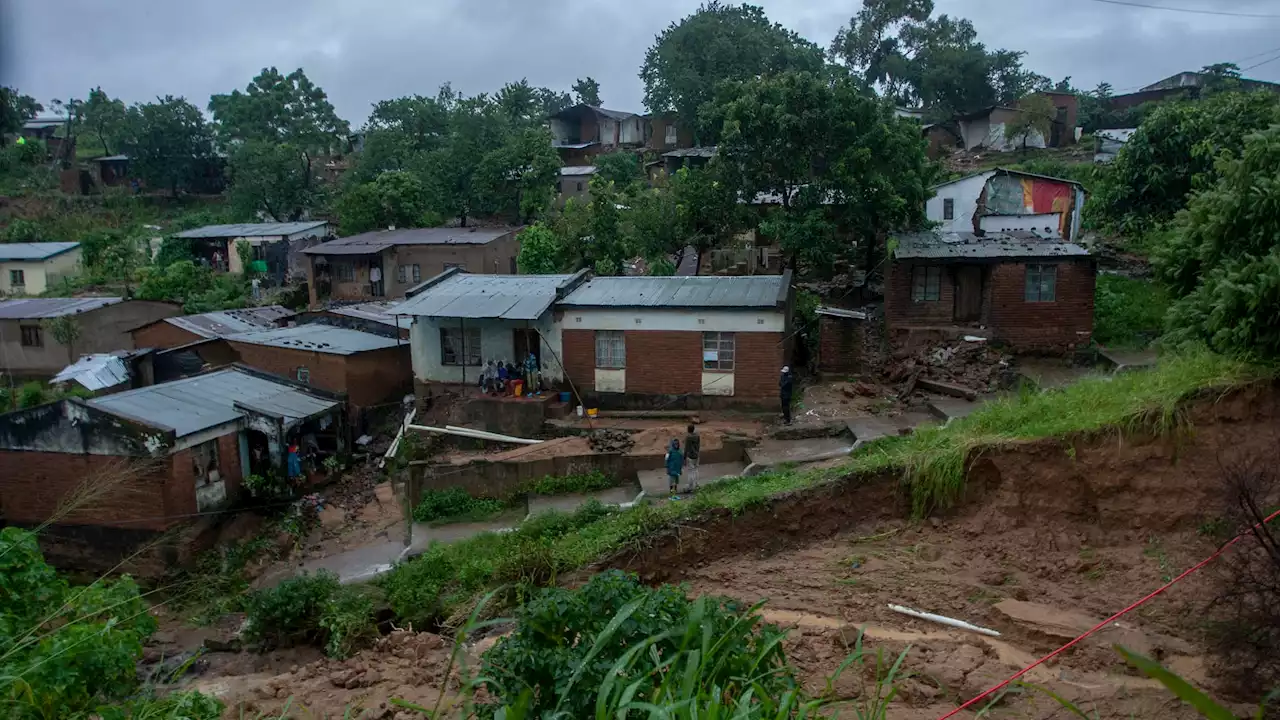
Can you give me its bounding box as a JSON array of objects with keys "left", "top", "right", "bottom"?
[
  {"left": 549, "top": 104, "right": 645, "bottom": 164},
  {"left": 130, "top": 305, "right": 297, "bottom": 349},
  {"left": 0, "top": 298, "right": 179, "bottom": 377},
  {"left": 927, "top": 168, "right": 1087, "bottom": 243},
  {"left": 954, "top": 92, "right": 1079, "bottom": 151},
  {"left": 174, "top": 221, "right": 333, "bottom": 282},
  {"left": 0, "top": 242, "right": 82, "bottom": 296}
]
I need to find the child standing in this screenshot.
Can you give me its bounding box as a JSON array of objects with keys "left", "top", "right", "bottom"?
[
  {"left": 665, "top": 438, "right": 683, "bottom": 497},
  {"left": 683, "top": 424, "right": 700, "bottom": 492}
]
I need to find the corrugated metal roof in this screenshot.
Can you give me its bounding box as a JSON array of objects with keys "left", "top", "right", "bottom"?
[
  {"left": 893, "top": 231, "right": 1090, "bottom": 260},
  {"left": 560, "top": 275, "right": 788, "bottom": 309},
  {"left": 662, "top": 146, "right": 717, "bottom": 158},
  {"left": 226, "top": 324, "right": 402, "bottom": 355},
  {"left": 23, "top": 118, "right": 65, "bottom": 130},
  {"left": 932, "top": 167, "right": 1084, "bottom": 190},
  {"left": 164, "top": 305, "right": 296, "bottom": 338},
  {"left": 0, "top": 242, "right": 80, "bottom": 261},
  {"left": 329, "top": 301, "right": 411, "bottom": 330},
  {"left": 395, "top": 273, "right": 578, "bottom": 320},
  {"left": 89, "top": 367, "right": 338, "bottom": 437},
  {"left": 51, "top": 354, "right": 130, "bottom": 390},
  {"left": 93, "top": 154, "right": 130, "bottom": 162},
  {"left": 302, "top": 227, "right": 517, "bottom": 256},
  {"left": 173, "top": 221, "right": 330, "bottom": 239},
  {"left": 816, "top": 307, "right": 868, "bottom": 320},
  {"left": 0, "top": 297, "right": 122, "bottom": 319},
  {"left": 560, "top": 165, "right": 598, "bottom": 176},
  {"left": 552, "top": 141, "right": 598, "bottom": 150}
]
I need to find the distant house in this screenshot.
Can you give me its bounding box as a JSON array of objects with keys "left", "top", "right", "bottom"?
[
  {"left": 302, "top": 226, "right": 522, "bottom": 307},
  {"left": 1094, "top": 128, "right": 1136, "bottom": 163},
  {"left": 0, "top": 298, "right": 179, "bottom": 377},
  {"left": 548, "top": 104, "right": 645, "bottom": 164},
  {"left": 558, "top": 166, "right": 597, "bottom": 205},
  {"left": 130, "top": 305, "right": 297, "bottom": 349},
  {"left": 922, "top": 124, "right": 963, "bottom": 159},
  {"left": 662, "top": 146, "right": 716, "bottom": 175},
  {"left": 1107, "top": 70, "right": 1280, "bottom": 110},
  {"left": 886, "top": 230, "right": 1095, "bottom": 351},
  {"left": 927, "top": 168, "right": 1087, "bottom": 243},
  {"left": 955, "top": 92, "right": 1079, "bottom": 151},
  {"left": 90, "top": 155, "right": 131, "bottom": 186},
  {"left": 0, "top": 366, "right": 345, "bottom": 574},
  {"left": 645, "top": 114, "right": 695, "bottom": 153},
  {"left": 173, "top": 221, "right": 333, "bottom": 282},
  {"left": 0, "top": 242, "right": 82, "bottom": 296}
]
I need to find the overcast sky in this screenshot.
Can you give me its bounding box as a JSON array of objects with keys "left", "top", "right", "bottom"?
[{"left": 3, "top": 0, "right": 1279, "bottom": 124}]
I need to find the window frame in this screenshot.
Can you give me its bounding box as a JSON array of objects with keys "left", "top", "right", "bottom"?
[
  {"left": 296, "top": 366, "right": 311, "bottom": 384},
  {"left": 942, "top": 197, "right": 955, "bottom": 220},
  {"left": 594, "top": 330, "right": 626, "bottom": 369},
  {"left": 19, "top": 325, "right": 42, "bottom": 347},
  {"left": 440, "top": 327, "right": 482, "bottom": 367},
  {"left": 912, "top": 266, "right": 942, "bottom": 302},
  {"left": 191, "top": 439, "right": 221, "bottom": 488},
  {"left": 334, "top": 262, "right": 355, "bottom": 282},
  {"left": 1025, "top": 263, "right": 1058, "bottom": 302},
  {"left": 664, "top": 125, "right": 678, "bottom": 146},
  {"left": 702, "top": 332, "right": 736, "bottom": 372},
  {"left": 9, "top": 269, "right": 25, "bottom": 286}
]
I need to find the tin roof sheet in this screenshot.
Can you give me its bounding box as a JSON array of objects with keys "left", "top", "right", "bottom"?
[
  {"left": 395, "top": 273, "right": 578, "bottom": 320},
  {"left": 226, "top": 324, "right": 401, "bottom": 355},
  {"left": 893, "top": 231, "right": 1090, "bottom": 260},
  {"left": 559, "top": 275, "right": 788, "bottom": 309},
  {"left": 88, "top": 367, "right": 337, "bottom": 437},
  {"left": 302, "top": 227, "right": 517, "bottom": 255},
  {"left": 329, "top": 301, "right": 411, "bottom": 330},
  {"left": 0, "top": 297, "right": 122, "bottom": 319},
  {"left": 51, "top": 353, "right": 130, "bottom": 391},
  {"left": 164, "top": 305, "right": 296, "bottom": 338},
  {"left": 0, "top": 242, "right": 80, "bottom": 261},
  {"left": 174, "top": 221, "right": 329, "bottom": 239},
  {"left": 560, "top": 165, "right": 598, "bottom": 176}
]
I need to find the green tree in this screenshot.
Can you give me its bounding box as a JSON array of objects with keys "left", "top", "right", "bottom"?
[
  {"left": 670, "top": 165, "right": 748, "bottom": 274},
  {"left": 476, "top": 126, "right": 562, "bottom": 223},
  {"left": 515, "top": 223, "right": 564, "bottom": 274},
  {"left": 572, "top": 77, "right": 602, "bottom": 106},
  {"left": 1091, "top": 90, "right": 1280, "bottom": 235},
  {"left": 118, "top": 96, "right": 215, "bottom": 197},
  {"left": 336, "top": 170, "right": 435, "bottom": 235},
  {"left": 1004, "top": 93, "right": 1055, "bottom": 151},
  {"left": 43, "top": 315, "right": 81, "bottom": 364},
  {"left": 0, "top": 87, "right": 42, "bottom": 141},
  {"left": 593, "top": 151, "right": 642, "bottom": 188},
  {"left": 641, "top": 2, "right": 825, "bottom": 143},
  {"left": 76, "top": 87, "right": 127, "bottom": 156},
  {"left": 227, "top": 140, "right": 324, "bottom": 222}
]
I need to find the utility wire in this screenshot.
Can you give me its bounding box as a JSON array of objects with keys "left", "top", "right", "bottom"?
[
  {"left": 1080, "top": 0, "right": 1280, "bottom": 19},
  {"left": 1242, "top": 49, "right": 1280, "bottom": 72}
]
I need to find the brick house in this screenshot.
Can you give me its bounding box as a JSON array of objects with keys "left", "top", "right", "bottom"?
[
  {"left": 886, "top": 231, "right": 1095, "bottom": 352},
  {"left": 303, "top": 226, "right": 522, "bottom": 308},
  {"left": 224, "top": 324, "right": 413, "bottom": 425},
  {"left": 0, "top": 366, "right": 344, "bottom": 574},
  {"left": 558, "top": 273, "right": 794, "bottom": 405},
  {"left": 815, "top": 307, "right": 868, "bottom": 375},
  {"left": 955, "top": 92, "right": 1079, "bottom": 151},
  {"left": 130, "top": 305, "right": 297, "bottom": 349},
  {"left": 0, "top": 297, "right": 180, "bottom": 378},
  {"left": 549, "top": 104, "right": 645, "bottom": 165}
]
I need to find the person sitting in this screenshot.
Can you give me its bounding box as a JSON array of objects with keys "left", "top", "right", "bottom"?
[{"left": 496, "top": 360, "right": 509, "bottom": 393}]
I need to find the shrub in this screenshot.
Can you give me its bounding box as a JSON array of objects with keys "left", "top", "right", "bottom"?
[
  {"left": 243, "top": 571, "right": 341, "bottom": 649},
  {"left": 522, "top": 469, "right": 613, "bottom": 495},
  {"left": 412, "top": 487, "right": 506, "bottom": 524},
  {"left": 320, "top": 585, "right": 381, "bottom": 659},
  {"left": 1093, "top": 275, "right": 1170, "bottom": 349},
  {"left": 479, "top": 570, "right": 794, "bottom": 719}
]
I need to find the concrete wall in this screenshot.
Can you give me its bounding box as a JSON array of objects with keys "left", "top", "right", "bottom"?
[
  {"left": 959, "top": 108, "right": 1044, "bottom": 151},
  {"left": 0, "top": 249, "right": 82, "bottom": 295},
  {"left": 558, "top": 175, "right": 592, "bottom": 205},
  {"left": 0, "top": 300, "right": 180, "bottom": 376},
  {"left": 927, "top": 172, "right": 990, "bottom": 233},
  {"left": 981, "top": 213, "right": 1064, "bottom": 237},
  {"left": 410, "top": 313, "right": 564, "bottom": 385}
]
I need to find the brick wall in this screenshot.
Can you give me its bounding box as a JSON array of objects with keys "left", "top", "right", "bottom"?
[
  {"left": 133, "top": 321, "right": 204, "bottom": 349},
  {"left": 885, "top": 261, "right": 956, "bottom": 327},
  {"left": 228, "top": 341, "right": 349, "bottom": 394},
  {"left": 818, "top": 316, "right": 861, "bottom": 374},
  {"left": 561, "top": 329, "right": 783, "bottom": 399},
  {"left": 0, "top": 451, "right": 176, "bottom": 530},
  {"left": 344, "top": 346, "right": 413, "bottom": 407},
  {"left": 988, "top": 260, "right": 1095, "bottom": 350}
]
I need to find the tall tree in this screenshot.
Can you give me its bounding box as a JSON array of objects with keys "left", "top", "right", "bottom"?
[
  {"left": 670, "top": 165, "right": 747, "bottom": 274},
  {"left": 336, "top": 170, "right": 435, "bottom": 235},
  {"left": 0, "top": 87, "right": 42, "bottom": 141},
  {"left": 77, "top": 87, "right": 127, "bottom": 156},
  {"left": 227, "top": 140, "right": 323, "bottom": 221},
  {"left": 118, "top": 96, "right": 215, "bottom": 197},
  {"left": 641, "top": 2, "right": 825, "bottom": 143},
  {"left": 573, "top": 77, "right": 602, "bottom": 106},
  {"left": 1003, "top": 94, "right": 1055, "bottom": 151},
  {"left": 476, "top": 126, "right": 562, "bottom": 223}
]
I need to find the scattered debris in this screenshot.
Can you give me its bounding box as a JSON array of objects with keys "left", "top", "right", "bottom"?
[
  {"left": 841, "top": 381, "right": 879, "bottom": 399},
  {"left": 887, "top": 340, "right": 1012, "bottom": 398},
  {"left": 588, "top": 429, "right": 636, "bottom": 454}
]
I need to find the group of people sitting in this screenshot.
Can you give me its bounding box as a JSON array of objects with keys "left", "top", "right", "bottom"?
[{"left": 478, "top": 352, "right": 543, "bottom": 396}]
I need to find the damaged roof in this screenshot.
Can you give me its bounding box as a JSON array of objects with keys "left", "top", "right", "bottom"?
[
  {"left": 0, "top": 297, "right": 123, "bottom": 319},
  {"left": 160, "top": 305, "right": 296, "bottom": 339},
  {"left": 560, "top": 273, "right": 791, "bottom": 309},
  {"left": 932, "top": 167, "right": 1085, "bottom": 190},
  {"left": 226, "top": 324, "right": 402, "bottom": 355},
  {"left": 88, "top": 367, "right": 338, "bottom": 437},
  {"left": 51, "top": 353, "right": 131, "bottom": 391},
  {"left": 173, "top": 221, "right": 329, "bottom": 238},
  {"left": 893, "top": 231, "right": 1090, "bottom": 261},
  {"left": 560, "top": 165, "right": 598, "bottom": 176},
  {"left": 302, "top": 226, "right": 518, "bottom": 256},
  {"left": 327, "top": 301, "right": 411, "bottom": 330},
  {"left": 662, "top": 146, "right": 717, "bottom": 158},
  {"left": 396, "top": 272, "right": 582, "bottom": 320}
]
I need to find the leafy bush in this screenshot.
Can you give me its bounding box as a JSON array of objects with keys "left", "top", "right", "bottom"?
[
  {"left": 320, "top": 585, "right": 381, "bottom": 659},
  {"left": 169, "top": 535, "right": 273, "bottom": 624},
  {"left": 243, "top": 571, "right": 341, "bottom": 649},
  {"left": 412, "top": 487, "right": 506, "bottom": 524},
  {"left": 97, "top": 690, "right": 224, "bottom": 720},
  {"left": 480, "top": 570, "right": 793, "bottom": 719},
  {"left": 1093, "top": 275, "right": 1170, "bottom": 349},
  {"left": 522, "top": 469, "right": 613, "bottom": 495}
]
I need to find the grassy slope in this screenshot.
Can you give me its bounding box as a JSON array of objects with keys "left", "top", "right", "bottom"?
[{"left": 384, "top": 352, "right": 1265, "bottom": 625}]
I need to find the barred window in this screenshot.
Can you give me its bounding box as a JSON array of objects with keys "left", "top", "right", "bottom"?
[
  {"left": 702, "top": 332, "right": 735, "bottom": 371},
  {"left": 912, "top": 266, "right": 941, "bottom": 302},
  {"left": 440, "top": 327, "right": 481, "bottom": 366},
  {"left": 335, "top": 262, "right": 354, "bottom": 282},
  {"left": 594, "top": 331, "right": 625, "bottom": 369},
  {"left": 1025, "top": 264, "right": 1057, "bottom": 302}
]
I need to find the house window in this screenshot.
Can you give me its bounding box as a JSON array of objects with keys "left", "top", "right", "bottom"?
[
  {"left": 440, "top": 327, "right": 482, "bottom": 366},
  {"left": 9, "top": 269, "right": 25, "bottom": 287},
  {"left": 191, "top": 439, "right": 221, "bottom": 487},
  {"left": 335, "top": 262, "right": 355, "bottom": 282},
  {"left": 702, "top": 332, "right": 735, "bottom": 372},
  {"left": 943, "top": 198, "right": 955, "bottom": 220},
  {"left": 912, "top": 266, "right": 942, "bottom": 302},
  {"left": 665, "top": 125, "right": 678, "bottom": 146},
  {"left": 576, "top": 182, "right": 584, "bottom": 192},
  {"left": 397, "top": 264, "right": 421, "bottom": 284},
  {"left": 411, "top": 264, "right": 421, "bottom": 283},
  {"left": 19, "top": 325, "right": 42, "bottom": 347},
  {"left": 1025, "top": 264, "right": 1057, "bottom": 302},
  {"left": 297, "top": 367, "right": 311, "bottom": 384},
  {"left": 594, "top": 330, "right": 625, "bottom": 369}
]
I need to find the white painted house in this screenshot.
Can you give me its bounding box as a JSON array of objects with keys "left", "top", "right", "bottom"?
[{"left": 927, "top": 168, "right": 1087, "bottom": 243}]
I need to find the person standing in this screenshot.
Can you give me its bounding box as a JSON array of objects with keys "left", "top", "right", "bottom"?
[
  {"left": 683, "top": 424, "right": 701, "bottom": 492},
  {"left": 779, "top": 366, "right": 794, "bottom": 425},
  {"left": 665, "top": 439, "right": 683, "bottom": 497},
  {"left": 369, "top": 264, "right": 383, "bottom": 297},
  {"left": 524, "top": 352, "right": 540, "bottom": 395}
]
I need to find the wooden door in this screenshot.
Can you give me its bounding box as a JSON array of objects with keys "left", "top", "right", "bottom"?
[{"left": 953, "top": 266, "right": 983, "bottom": 322}]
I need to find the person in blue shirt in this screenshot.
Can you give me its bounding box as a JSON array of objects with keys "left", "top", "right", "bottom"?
[
  {"left": 665, "top": 439, "right": 683, "bottom": 496},
  {"left": 524, "top": 352, "right": 540, "bottom": 395},
  {"left": 497, "top": 360, "right": 509, "bottom": 393}
]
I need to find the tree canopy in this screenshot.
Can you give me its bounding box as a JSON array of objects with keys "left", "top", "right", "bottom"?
[
  {"left": 118, "top": 95, "right": 216, "bottom": 197},
  {"left": 573, "top": 77, "right": 602, "bottom": 106},
  {"left": 641, "top": 2, "right": 825, "bottom": 143},
  {"left": 0, "top": 87, "right": 42, "bottom": 139},
  {"left": 77, "top": 87, "right": 127, "bottom": 156}
]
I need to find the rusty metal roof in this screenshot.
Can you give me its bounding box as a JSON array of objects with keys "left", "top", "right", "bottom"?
[
  {"left": 164, "top": 305, "right": 296, "bottom": 338},
  {"left": 174, "top": 221, "right": 329, "bottom": 238},
  {"left": 893, "top": 231, "right": 1090, "bottom": 261},
  {"left": 328, "top": 301, "right": 411, "bottom": 330},
  {"left": 559, "top": 273, "right": 790, "bottom": 309},
  {"left": 302, "top": 226, "right": 518, "bottom": 256},
  {"left": 395, "top": 273, "right": 580, "bottom": 320},
  {"left": 0, "top": 297, "right": 122, "bottom": 319},
  {"left": 226, "top": 324, "right": 402, "bottom": 355}
]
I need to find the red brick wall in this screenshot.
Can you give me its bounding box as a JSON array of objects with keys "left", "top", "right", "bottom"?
[
  {"left": 228, "top": 341, "right": 349, "bottom": 394},
  {"left": 0, "top": 451, "right": 176, "bottom": 530},
  {"left": 732, "top": 332, "right": 785, "bottom": 398},
  {"left": 885, "top": 261, "right": 956, "bottom": 327},
  {"left": 988, "top": 260, "right": 1095, "bottom": 350},
  {"left": 818, "top": 316, "right": 861, "bottom": 374},
  {"left": 132, "top": 321, "right": 203, "bottom": 350},
  {"left": 562, "top": 329, "right": 596, "bottom": 392},
  {"left": 344, "top": 346, "right": 413, "bottom": 407}
]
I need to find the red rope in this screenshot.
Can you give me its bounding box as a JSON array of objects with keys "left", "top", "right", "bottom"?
[{"left": 936, "top": 507, "right": 1280, "bottom": 720}]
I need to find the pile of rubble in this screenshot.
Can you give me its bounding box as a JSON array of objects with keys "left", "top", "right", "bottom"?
[
  {"left": 887, "top": 340, "right": 1012, "bottom": 399},
  {"left": 588, "top": 428, "right": 635, "bottom": 454}
]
